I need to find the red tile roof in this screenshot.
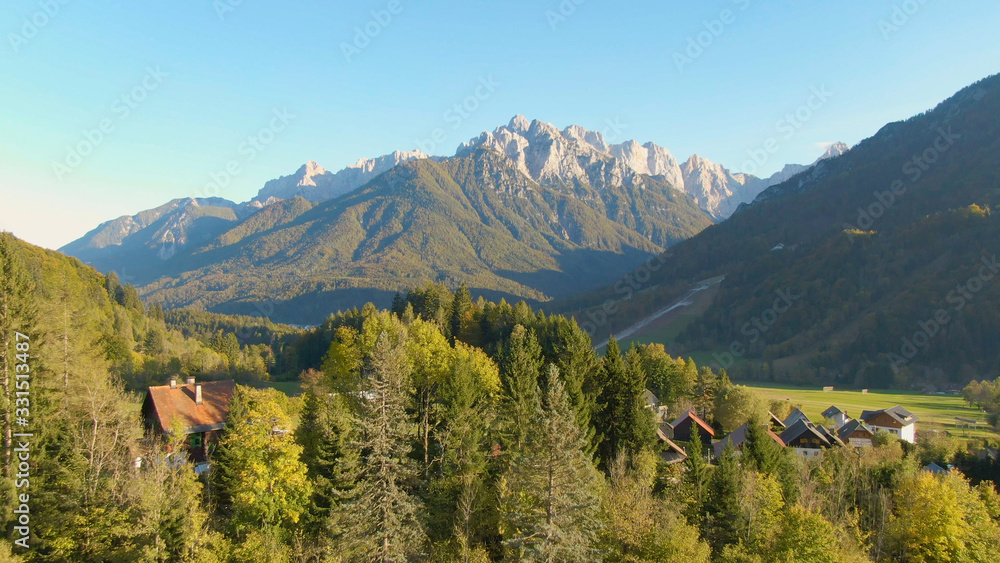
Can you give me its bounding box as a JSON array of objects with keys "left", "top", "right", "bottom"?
[{"left": 144, "top": 380, "right": 236, "bottom": 434}]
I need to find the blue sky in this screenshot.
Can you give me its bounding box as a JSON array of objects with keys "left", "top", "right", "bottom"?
[{"left": 1, "top": 0, "right": 998, "bottom": 249}]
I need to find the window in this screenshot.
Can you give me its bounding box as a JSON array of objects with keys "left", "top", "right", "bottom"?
[{"left": 190, "top": 433, "right": 203, "bottom": 448}]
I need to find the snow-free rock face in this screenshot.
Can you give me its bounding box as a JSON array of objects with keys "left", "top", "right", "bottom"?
[
  {"left": 680, "top": 155, "right": 766, "bottom": 217},
  {"left": 607, "top": 140, "right": 684, "bottom": 191},
  {"left": 456, "top": 115, "right": 843, "bottom": 218},
  {"left": 253, "top": 150, "right": 429, "bottom": 203},
  {"left": 456, "top": 115, "right": 636, "bottom": 190}
]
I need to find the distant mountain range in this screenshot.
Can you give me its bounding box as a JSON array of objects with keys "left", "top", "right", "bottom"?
[
  {"left": 562, "top": 75, "right": 1000, "bottom": 390},
  {"left": 60, "top": 117, "right": 846, "bottom": 324}
]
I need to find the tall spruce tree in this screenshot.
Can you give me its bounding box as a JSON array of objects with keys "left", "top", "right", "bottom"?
[
  {"left": 296, "top": 369, "right": 360, "bottom": 548},
  {"left": 449, "top": 283, "right": 474, "bottom": 345},
  {"left": 346, "top": 332, "right": 427, "bottom": 562},
  {"left": 500, "top": 365, "right": 603, "bottom": 562},
  {"left": 705, "top": 445, "right": 741, "bottom": 552},
  {"left": 595, "top": 339, "right": 655, "bottom": 470},
  {"left": 540, "top": 317, "right": 601, "bottom": 457},
  {"left": 498, "top": 325, "right": 543, "bottom": 452}
]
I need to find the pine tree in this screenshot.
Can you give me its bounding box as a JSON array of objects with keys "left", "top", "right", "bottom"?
[
  {"left": 683, "top": 431, "right": 710, "bottom": 514},
  {"left": 427, "top": 347, "right": 493, "bottom": 547},
  {"left": 705, "top": 445, "right": 741, "bottom": 552},
  {"left": 500, "top": 365, "right": 603, "bottom": 562},
  {"left": 346, "top": 332, "right": 427, "bottom": 562},
  {"left": 595, "top": 339, "right": 655, "bottom": 470},
  {"left": 540, "top": 317, "right": 601, "bottom": 457},
  {"left": 449, "top": 283, "right": 473, "bottom": 345},
  {"left": 296, "top": 370, "right": 360, "bottom": 547},
  {"left": 498, "top": 325, "right": 543, "bottom": 452}
]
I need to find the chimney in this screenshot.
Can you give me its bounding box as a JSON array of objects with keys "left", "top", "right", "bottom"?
[
  {"left": 169, "top": 377, "right": 177, "bottom": 389},
  {"left": 186, "top": 375, "right": 196, "bottom": 385},
  {"left": 195, "top": 384, "right": 203, "bottom": 406}
]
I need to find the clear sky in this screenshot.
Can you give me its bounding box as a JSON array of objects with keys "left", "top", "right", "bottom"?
[{"left": 1, "top": 0, "right": 998, "bottom": 249}]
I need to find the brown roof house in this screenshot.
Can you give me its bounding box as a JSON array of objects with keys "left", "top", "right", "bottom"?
[
  {"left": 664, "top": 411, "right": 715, "bottom": 457},
  {"left": 779, "top": 419, "right": 841, "bottom": 459},
  {"left": 860, "top": 406, "right": 918, "bottom": 444},
  {"left": 837, "top": 419, "right": 876, "bottom": 447},
  {"left": 142, "top": 376, "right": 236, "bottom": 466},
  {"left": 655, "top": 426, "right": 688, "bottom": 465},
  {"left": 713, "top": 422, "right": 785, "bottom": 458}
]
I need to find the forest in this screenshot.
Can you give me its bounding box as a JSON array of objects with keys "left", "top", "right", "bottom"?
[{"left": 2, "top": 233, "right": 1000, "bottom": 562}]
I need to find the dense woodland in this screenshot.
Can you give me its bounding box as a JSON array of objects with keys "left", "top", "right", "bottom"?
[
  {"left": 2, "top": 233, "right": 1000, "bottom": 562},
  {"left": 560, "top": 75, "right": 1000, "bottom": 391}
]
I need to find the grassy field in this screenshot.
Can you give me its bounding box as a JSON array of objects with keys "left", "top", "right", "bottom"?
[
  {"left": 744, "top": 382, "right": 997, "bottom": 440},
  {"left": 255, "top": 380, "right": 302, "bottom": 396}
]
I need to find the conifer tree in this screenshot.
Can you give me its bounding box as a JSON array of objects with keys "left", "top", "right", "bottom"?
[
  {"left": 683, "top": 430, "right": 710, "bottom": 515},
  {"left": 500, "top": 365, "right": 603, "bottom": 562},
  {"left": 705, "top": 445, "right": 741, "bottom": 551},
  {"left": 498, "top": 325, "right": 543, "bottom": 452},
  {"left": 346, "top": 332, "right": 427, "bottom": 562},
  {"left": 595, "top": 339, "right": 655, "bottom": 470},
  {"left": 449, "top": 283, "right": 473, "bottom": 345},
  {"left": 296, "top": 369, "right": 360, "bottom": 548}
]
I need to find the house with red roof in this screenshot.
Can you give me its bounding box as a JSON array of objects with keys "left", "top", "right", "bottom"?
[{"left": 141, "top": 376, "right": 236, "bottom": 463}]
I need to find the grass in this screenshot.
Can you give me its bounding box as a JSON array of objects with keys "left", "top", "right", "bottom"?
[
  {"left": 254, "top": 380, "right": 302, "bottom": 396},
  {"left": 744, "top": 382, "right": 998, "bottom": 440}
]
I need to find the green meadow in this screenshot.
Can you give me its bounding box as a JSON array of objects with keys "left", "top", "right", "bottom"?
[{"left": 744, "top": 382, "right": 997, "bottom": 440}]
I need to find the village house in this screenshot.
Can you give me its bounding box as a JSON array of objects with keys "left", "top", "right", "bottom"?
[
  {"left": 837, "top": 419, "right": 876, "bottom": 447},
  {"left": 822, "top": 405, "right": 849, "bottom": 428},
  {"left": 768, "top": 411, "right": 786, "bottom": 432},
  {"left": 782, "top": 407, "right": 810, "bottom": 428},
  {"left": 712, "top": 421, "right": 785, "bottom": 459},
  {"left": 141, "top": 376, "right": 236, "bottom": 468},
  {"left": 665, "top": 410, "right": 715, "bottom": 445},
  {"left": 779, "top": 419, "right": 841, "bottom": 458},
  {"left": 860, "top": 405, "right": 919, "bottom": 443},
  {"left": 655, "top": 426, "right": 688, "bottom": 465}
]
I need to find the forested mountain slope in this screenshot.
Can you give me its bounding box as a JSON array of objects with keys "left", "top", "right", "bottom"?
[
  {"left": 561, "top": 74, "right": 1000, "bottom": 390},
  {"left": 130, "top": 149, "right": 712, "bottom": 325}
]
